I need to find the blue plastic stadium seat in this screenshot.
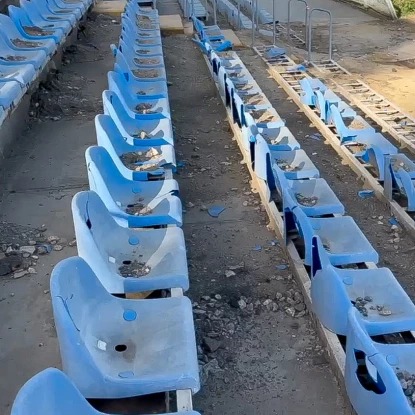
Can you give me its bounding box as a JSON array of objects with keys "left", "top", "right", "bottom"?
[
  {"left": 254, "top": 135, "right": 319, "bottom": 184},
  {"left": 85, "top": 146, "right": 182, "bottom": 228},
  {"left": 345, "top": 308, "right": 415, "bottom": 415},
  {"left": 113, "top": 52, "right": 168, "bottom": 99},
  {"left": 51, "top": 257, "right": 200, "bottom": 399},
  {"left": 299, "top": 78, "right": 327, "bottom": 106},
  {"left": 0, "top": 33, "right": 47, "bottom": 71},
  {"left": 0, "top": 79, "right": 24, "bottom": 110},
  {"left": 103, "top": 90, "right": 173, "bottom": 146},
  {"left": 72, "top": 191, "right": 189, "bottom": 294},
  {"left": 273, "top": 166, "right": 344, "bottom": 216},
  {"left": 284, "top": 188, "right": 379, "bottom": 266},
  {"left": 12, "top": 368, "right": 201, "bottom": 415},
  {"left": 311, "top": 235, "right": 415, "bottom": 335},
  {"left": 27, "top": 0, "right": 78, "bottom": 27},
  {"left": 0, "top": 63, "right": 37, "bottom": 86},
  {"left": 107, "top": 71, "right": 169, "bottom": 120},
  {"left": 384, "top": 154, "right": 415, "bottom": 212},
  {"left": 9, "top": 5, "right": 67, "bottom": 43},
  {"left": 94, "top": 114, "right": 175, "bottom": 180},
  {"left": 314, "top": 89, "right": 356, "bottom": 124},
  {"left": 0, "top": 14, "right": 56, "bottom": 57}
]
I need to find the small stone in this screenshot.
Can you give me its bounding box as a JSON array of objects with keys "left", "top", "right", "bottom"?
[
  {"left": 246, "top": 303, "right": 254, "bottom": 311},
  {"left": 285, "top": 307, "right": 295, "bottom": 317},
  {"left": 28, "top": 240, "right": 36, "bottom": 246},
  {"left": 202, "top": 295, "right": 211, "bottom": 301},
  {"left": 193, "top": 309, "right": 207, "bottom": 315},
  {"left": 272, "top": 303, "right": 279, "bottom": 312},
  {"left": 43, "top": 289, "right": 50, "bottom": 294},
  {"left": 391, "top": 225, "right": 399, "bottom": 231},
  {"left": 69, "top": 239, "right": 77, "bottom": 247},
  {"left": 187, "top": 202, "right": 195, "bottom": 208},
  {"left": 215, "top": 294, "right": 222, "bottom": 300},
  {"left": 379, "top": 309, "right": 392, "bottom": 316},
  {"left": 53, "top": 244, "right": 63, "bottom": 251},
  {"left": 263, "top": 299, "right": 272, "bottom": 306},
  {"left": 47, "top": 236, "right": 60, "bottom": 244},
  {"left": 294, "top": 303, "right": 305, "bottom": 312},
  {"left": 364, "top": 296, "right": 373, "bottom": 302},
  {"left": 238, "top": 299, "right": 247, "bottom": 310},
  {"left": 10, "top": 293, "right": 14, "bottom": 297},
  {"left": 405, "top": 387, "right": 414, "bottom": 396},
  {"left": 13, "top": 270, "right": 28, "bottom": 279},
  {"left": 242, "top": 201, "right": 248, "bottom": 207},
  {"left": 203, "top": 336, "right": 223, "bottom": 353},
  {"left": 38, "top": 343, "right": 44, "bottom": 347},
  {"left": 37, "top": 246, "right": 48, "bottom": 255},
  {"left": 296, "top": 310, "right": 306, "bottom": 317},
  {"left": 28, "top": 267, "right": 36, "bottom": 274},
  {"left": 225, "top": 270, "right": 236, "bottom": 278},
  {"left": 32, "top": 255, "right": 39, "bottom": 260}
]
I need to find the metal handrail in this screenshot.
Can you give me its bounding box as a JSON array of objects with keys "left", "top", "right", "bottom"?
[
  {"left": 307, "top": 8, "right": 332, "bottom": 63},
  {"left": 287, "top": 0, "right": 308, "bottom": 44}
]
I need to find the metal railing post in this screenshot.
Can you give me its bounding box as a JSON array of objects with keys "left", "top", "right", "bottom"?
[
  {"left": 251, "top": 0, "right": 256, "bottom": 46},
  {"left": 213, "top": 0, "right": 217, "bottom": 25},
  {"left": 287, "top": 0, "right": 308, "bottom": 43},
  {"left": 237, "top": 0, "right": 241, "bottom": 30},
  {"left": 307, "top": 8, "right": 332, "bottom": 63},
  {"left": 272, "top": 0, "right": 276, "bottom": 45}
]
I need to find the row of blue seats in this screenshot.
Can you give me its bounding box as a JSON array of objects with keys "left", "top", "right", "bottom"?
[
  {"left": 11, "top": 4, "right": 201, "bottom": 414},
  {"left": 192, "top": 16, "right": 232, "bottom": 53},
  {"left": 196, "top": 37, "right": 415, "bottom": 415},
  {"left": 299, "top": 77, "right": 415, "bottom": 215},
  {"left": 0, "top": 0, "right": 92, "bottom": 123}
]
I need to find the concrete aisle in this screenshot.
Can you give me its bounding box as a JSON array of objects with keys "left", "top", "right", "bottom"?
[{"left": 0, "top": 14, "right": 120, "bottom": 413}]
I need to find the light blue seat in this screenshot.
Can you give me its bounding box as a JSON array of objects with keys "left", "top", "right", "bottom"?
[
  {"left": 311, "top": 235, "right": 415, "bottom": 335},
  {"left": 234, "top": 90, "right": 273, "bottom": 130},
  {"left": 299, "top": 78, "right": 327, "bottom": 106},
  {"left": 95, "top": 114, "right": 175, "bottom": 180},
  {"left": 121, "top": 26, "right": 162, "bottom": 47},
  {"left": 0, "top": 80, "right": 24, "bottom": 109},
  {"left": 243, "top": 112, "right": 299, "bottom": 151},
  {"left": 384, "top": 154, "right": 415, "bottom": 212},
  {"left": 273, "top": 166, "right": 344, "bottom": 216},
  {"left": 20, "top": 0, "right": 73, "bottom": 34},
  {"left": 122, "top": 13, "right": 159, "bottom": 33},
  {"left": 345, "top": 308, "right": 415, "bottom": 415},
  {"left": 330, "top": 103, "right": 376, "bottom": 142},
  {"left": 111, "top": 45, "right": 165, "bottom": 80},
  {"left": 0, "top": 14, "right": 56, "bottom": 57},
  {"left": 315, "top": 89, "right": 356, "bottom": 124},
  {"left": 72, "top": 191, "right": 189, "bottom": 294},
  {"left": 254, "top": 135, "right": 319, "bottom": 184},
  {"left": 244, "top": 104, "right": 284, "bottom": 130},
  {"left": 0, "top": 63, "right": 36, "bottom": 86},
  {"left": 107, "top": 71, "right": 169, "bottom": 120},
  {"left": 103, "top": 90, "right": 173, "bottom": 146},
  {"left": 52, "top": 0, "right": 86, "bottom": 15},
  {"left": 12, "top": 368, "right": 201, "bottom": 415},
  {"left": 113, "top": 52, "right": 168, "bottom": 99},
  {"left": 44, "top": 0, "right": 82, "bottom": 21},
  {"left": 9, "top": 4, "right": 68, "bottom": 42},
  {"left": 29, "top": 0, "right": 78, "bottom": 27},
  {"left": 51, "top": 257, "right": 200, "bottom": 399},
  {"left": 0, "top": 34, "right": 47, "bottom": 71},
  {"left": 86, "top": 146, "right": 182, "bottom": 227},
  {"left": 284, "top": 188, "right": 379, "bottom": 266}
]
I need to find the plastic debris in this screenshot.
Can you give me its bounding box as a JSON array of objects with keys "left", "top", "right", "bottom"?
[
  {"left": 208, "top": 206, "right": 226, "bottom": 218},
  {"left": 389, "top": 218, "right": 399, "bottom": 226},
  {"left": 277, "top": 264, "right": 288, "bottom": 270},
  {"left": 287, "top": 64, "right": 306, "bottom": 73},
  {"left": 252, "top": 245, "right": 262, "bottom": 251},
  {"left": 310, "top": 133, "right": 322, "bottom": 141},
  {"left": 358, "top": 190, "right": 374, "bottom": 198},
  {"left": 270, "top": 239, "right": 279, "bottom": 246},
  {"left": 177, "top": 160, "right": 185, "bottom": 167},
  {"left": 266, "top": 47, "right": 286, "bottom": 59}
]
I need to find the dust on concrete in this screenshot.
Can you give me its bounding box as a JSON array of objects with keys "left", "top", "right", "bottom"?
[
  {"left": 163, "top": 33, "right": 348, "bottom": 414},
  {"left": 238, "top": 48, "right": 415, "bottom": 302}
]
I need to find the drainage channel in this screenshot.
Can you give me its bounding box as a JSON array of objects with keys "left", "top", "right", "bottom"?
[{"left": 253, "top": 45, "right": 415, "bottom": 241}]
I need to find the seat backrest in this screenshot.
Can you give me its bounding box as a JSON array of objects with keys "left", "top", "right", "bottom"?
[
  {"left": 0, "top": 14, "right": 22, "bottom": 39},
  {"left": 72, "top": 190, "right": 121, "bottom": 255},
  {"left": 85, "top": 146, "right": 127, "bottom": 195},
  {"left": 9, "top": 6, "right": 33, "bottom": 27},
  {"left": 102, "top": 90, "right": 136, "bottom": 136},
  {"left": 95, "top": 113, "right": 128, "bottom": 155},
  {"left": 107, "top": 70, "right": 133, "bottom": 108},
  {"left": 311, "top": 235, "right": 334, "bottom": 278},
  {"left": 330, "top": 104, "right": 347, "bottom": 132},
  {"left": 11, "top": 368, "right": 98, "bottom": 415},
  {"left": 51, "top": 257, "right": 111, "bottom": 330}
]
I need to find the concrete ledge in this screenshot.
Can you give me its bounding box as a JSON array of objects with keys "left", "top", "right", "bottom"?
[
  {"left": 0, "top": 26, "right": 79, "bottom": 162},
  {"left": 222, "top": 29, "right": 244, "bottom": 48},
  {"left": 93, "top": 0, "right": 126, "bottom": 16},
  {"left": 159, "top": 14, "right": 184, "bottom": 33}
]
